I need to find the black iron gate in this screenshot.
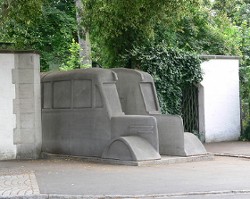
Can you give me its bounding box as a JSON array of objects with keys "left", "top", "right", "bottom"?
[{"left": 182, "top": 84, "right": 199, "bottom": 135}]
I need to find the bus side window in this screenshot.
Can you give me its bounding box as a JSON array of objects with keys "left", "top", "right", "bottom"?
[
  {"left": 103, "top": 83, "right": 123, "bottom": 115},
  {"left": 43, "top": 82, "right": 52, "bottom": 109},
  {"left": 95, "top": 85, "right": 103, "bottom": 108},
  {"left": 73, "top": 80, "right": 92, "bottom": 108},
  {"left": 140, "top": 83, "right": 158, "bottom": 112},
  {"left": 53, "top": 81, "right": 71, "bottom": 109}
]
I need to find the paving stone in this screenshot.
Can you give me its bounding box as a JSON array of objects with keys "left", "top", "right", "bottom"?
[{"left": 0, "top": 172, "right": 40, "bottom": 197}]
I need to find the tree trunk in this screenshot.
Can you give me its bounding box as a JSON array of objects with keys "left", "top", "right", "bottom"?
[{"left": 75, "top": 0, "right": 91, "bottom": 66}]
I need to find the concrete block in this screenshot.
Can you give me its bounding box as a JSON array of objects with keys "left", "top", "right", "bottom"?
[
  {"left": 0, "top": 150, "right": 16, "bottom": 160},
  {"left": 102, "top": 136, "right": 161, "bottom": 161},
  {"left": 184, "top": 132, "right": 207, "bottom": 155},
  {"left": 15, "top": 53, "right": 38, "bottom": 69},
  {"left": 153, "top": 114, "right": 185, "bottom": 156},
  {"left": 14, "top": 128, "right": 35, "bottom": 144},
  {"left": 113, "top": 68, "right": 207, "bottom": 156},
  {"left": 16, "top": 144, "right": 41, "bottom": 159},
  {"left": 17, "top": 84, "right": 34, "bottom": 99},
  {"left": 12, "top": 69, "right": 34, "bottom": 84},
  {"left": 34, "top": 70, "right": 41, "bottom": 84},
  {"left": 20, "top": 113, "right": 35, "bottom": 129},
  {"left": 200, "top": 58, "right": 241, "bottom": 142},
  {"left": 13, "top": 99, "right": 34, "bottom": 114},
  {"left": 0, "top": 52, "right": 41, "bottom": 160},
  {"left": 0, "top": 53, "right": 16, "bottom": 160},
  {"left": 111, "top": 115, "right": 159, "bottom": 151}
]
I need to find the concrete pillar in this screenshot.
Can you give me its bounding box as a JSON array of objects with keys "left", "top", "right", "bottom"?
[
  {"left": 199, "top": 55, "right": 241, "bottom": 142},
  {"left": 0, "top": 53, "right": 16, "bottom": 160},
  {"left": 0, "top": 51, "right": 41, "bottom": 160}
]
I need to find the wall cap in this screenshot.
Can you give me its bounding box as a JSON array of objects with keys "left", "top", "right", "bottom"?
[
  {"left": 200, "top": 55, "right": 241, "bottom": 60},
  {"left": 0, "top": 50, "right": 40, "bottom": 54}
]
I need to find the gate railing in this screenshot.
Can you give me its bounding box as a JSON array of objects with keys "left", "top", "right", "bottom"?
[{"left": 182, "top": 84, "right": 199, "bottom": 136}]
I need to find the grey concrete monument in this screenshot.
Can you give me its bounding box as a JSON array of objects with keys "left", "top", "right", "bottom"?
[
  {"left": 112, "top": 68, "right": 207, "bottom": 156},
  {"left": 41, "top": 68, "right": 206, "bottom": 162},
  {"left": 41, "top": 68, "right": 161, "bottom": 161}
]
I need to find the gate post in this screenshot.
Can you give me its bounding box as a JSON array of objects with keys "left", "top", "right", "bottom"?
[{"left": 0, "top": 51, "right": 41, "bottom": 160}]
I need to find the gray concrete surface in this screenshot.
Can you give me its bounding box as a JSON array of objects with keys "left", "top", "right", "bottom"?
[
  {"left": 13, "top": 52, "right": 42, "bottom": 160},
  {"left": 0, "top": 172, "right": 39, "bottom": 197},
  {"left": 0, "top": 52, "right": 41, "bottom": 160},
  {"left": 0, "top": 141, "right": 250, "bottom": 198},
  {"left": 204, "top": 141, "right": 250, "bottom": 156},
  {"left": 113, "top": 68, "right": 207, "bottom": 156},
  {"left": 41, "top": 69, "right": 161, "bottom": 162},
  {"left": 41, "top": 68, "right": 206, "bottom": 162}
]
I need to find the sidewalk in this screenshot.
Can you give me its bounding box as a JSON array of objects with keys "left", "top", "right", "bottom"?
[
  {"left": 1, "top": 141, "right": 250, "bottom": 199},
  {"left": 204, "top": 141, "right": 250, "bottom": 157}
]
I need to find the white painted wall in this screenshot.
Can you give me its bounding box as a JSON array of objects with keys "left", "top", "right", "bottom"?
[
  {"left": 0, "top": 54, "right": 16, "bottom": 160},
  {"left": 199, "top": 58, "right": 241, "bottom": 142},
  {"left": 0, "top": 52, "right": 41, "bottom": 160}
]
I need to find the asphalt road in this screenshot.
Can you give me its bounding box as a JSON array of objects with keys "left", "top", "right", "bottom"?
[{"left": 1, "top": 156, "right": 250, "bottom": 198}]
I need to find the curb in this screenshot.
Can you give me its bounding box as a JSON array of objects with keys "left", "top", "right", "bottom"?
[
  {"left": 213, "top": 153, "right": 250, "bottom": 159},
  {"left": 2, "top": 190, "right": 250, "bottom": 199},
  {"left": 42, "top": 153, "right": 214, "bottom": 166}
]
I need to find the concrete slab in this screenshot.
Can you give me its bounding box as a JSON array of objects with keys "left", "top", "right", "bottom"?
[
  {"left": 0, "top": 171, "right": 39, "bottom": 197},
  {"left": 205, "top": 141, "right": 250, "bottom": 157},
  {"left": 41, "top": 152, "right": 213, "bottom": 166}
]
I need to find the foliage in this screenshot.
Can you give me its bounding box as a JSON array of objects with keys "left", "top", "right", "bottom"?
[
  {"left": 86, "top": 0, "right": 241, "bottom": 68},
  {"left": 0, "top": 0, "right": 243, "bottom": 70},
  {"left": 0, "top": 0, "right": 43, "bottom": 25},
  {"left": 0, "top": 0, "right": 78, "bottom": 71},
  {"left": 213, "top": 0, "right": 243, "bottom": 19},
  {"left": 153, "top": 0, "right": 241, "bottom": 56},
  {"left": 123, "top": 43, "right": 202, "bottom": 115},
  {"left": 59, "top": 39, "right": 90, "bottom": 71},
  {"left": 85, "top": 0, "right": 200, "bottom": 67},
  {"left": 212, "top": 0, "right": 250, "bottom": 137},
  {"left": 240, "top": 120, "right": 250, "bottom": 141}
]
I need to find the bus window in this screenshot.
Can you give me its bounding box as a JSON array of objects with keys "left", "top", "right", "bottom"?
[
  {"left": 103, "top": 83, "right": 123, "bottom": 115},
  {"left": 140, "top": 83, "right": 158, "bottom": 112},
  {"left": 95, "top": 85, "right": 103, "bottom": 108},
  {"left": 53, "top": 81, "right": 71, "bottom": 109},
  {"left": 43, "top": 82, "right": 52, "bottom": 109},
  {"left": 73, "top": 80, "right": 92, "bottom": 108}
]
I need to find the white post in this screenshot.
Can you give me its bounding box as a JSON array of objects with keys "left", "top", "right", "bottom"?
[
  {"left": 0, "top": 53, "right": 16, "bottom": 160},
  {"left": 0, "top": 51, "right": 42, "bottom": 160},
  {"left": 199, "top": 56, "right": 241, "bottom": 142}
]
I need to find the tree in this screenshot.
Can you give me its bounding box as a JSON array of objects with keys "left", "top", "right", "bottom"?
[
  {"left": 84, "top": 0, "right": 241, "bottom": 67},
  {"left": 0, "top": 0, "right": 43, "bottom": 24},
  {"left": 0, "top": 0, "right": 243, "bottom": 70},
  {"left": 85, "top": 0, "right": 199, "bottom": 67},
  {"left": 177, "top": 3, "right": 240, "bottom": 55},
  {"left": 212, "top": 0, "right": 250, "bottom": 136},
  {"left": 0, "top": 0, "right": 78, "bottom": 71},
  {"left": 75, "top": 0, "right": 91, "bottom": 65}
]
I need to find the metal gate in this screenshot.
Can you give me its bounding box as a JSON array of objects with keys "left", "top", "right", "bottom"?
[{"left": 182, "top": 84, "right": 199, "bottom": 135}]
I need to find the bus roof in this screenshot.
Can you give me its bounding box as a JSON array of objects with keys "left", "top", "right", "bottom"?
[{"left": 41, "top": 68, "right": 118, "bottom": 83}]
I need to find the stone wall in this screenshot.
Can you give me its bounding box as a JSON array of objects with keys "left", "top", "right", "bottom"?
[
  {"left": 199, "top": 56, "right": 241, "bottom": 142},
  {"left": 0, "top": 53, "right": 16, "bottom": 160},
  {"left": 0, "top": 51, "right": 41, "bottom": 160}
]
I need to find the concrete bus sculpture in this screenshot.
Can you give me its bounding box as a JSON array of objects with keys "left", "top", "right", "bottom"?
[
  {"left": 41, "top": 68, "right": 161, "bottom": 162},
  {"left": 41, "top": 68, "right": 206, "bottom": 162}
]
